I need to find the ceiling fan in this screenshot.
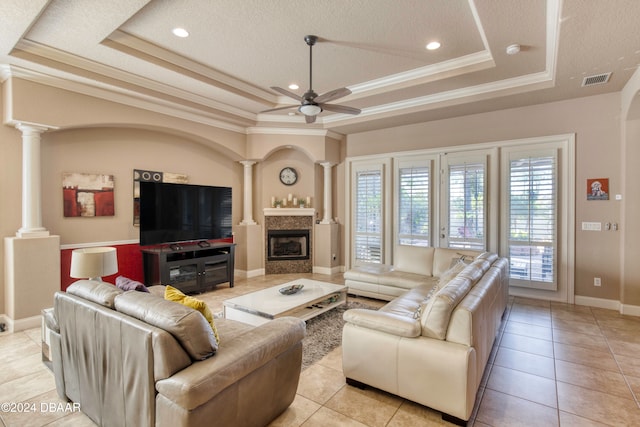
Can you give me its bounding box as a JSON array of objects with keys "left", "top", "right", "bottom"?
[{"left": 261, "top": 35, "right": 361, "bottom": 123}]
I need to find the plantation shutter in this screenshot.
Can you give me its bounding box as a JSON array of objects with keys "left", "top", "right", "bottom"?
[
  {"left": 398, "top": 165, "right": 430, "bottom": 246},
  {"left": 354, "top": 169, "right": 382, "bottom": 263},
  {"left": 508, "top": 153, "right": 557, "bottom": 290},
  {"left": 448, "top": 161, "right": 485, "bottom": 250}
]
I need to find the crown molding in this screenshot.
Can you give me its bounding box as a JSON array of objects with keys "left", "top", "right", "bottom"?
[
  {"left": 246, "top": 126, "right": 342, "bottom": 140},
  {"left": 348, "top": 50, "right": 494, "bottom": 98},
  {"left": 13, "top": 40, "right": 256, "bottom": 121},
  {"left": 323, "top": 70, "right": 554, "bottom": 124},
  {"left": 5, "top": 64, "right": 249, "bottom": 134},
  {"left": 105, "top": 30, "right": 276, "bottom": 105}
]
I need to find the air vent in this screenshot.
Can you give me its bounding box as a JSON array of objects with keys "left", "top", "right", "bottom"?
[{"left": 582, "top": 72, "right": 611, "bottom": 87}]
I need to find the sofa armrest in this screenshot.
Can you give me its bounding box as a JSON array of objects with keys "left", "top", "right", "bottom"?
[
  {"left": 155, "top": 317, "right": 306, "bottom": 411},
  {"left": 343, "top": 309, "right": 421, "bottom": 338},
  {"left": 43, "top": 308, "right": 59, "bottom": 334}
]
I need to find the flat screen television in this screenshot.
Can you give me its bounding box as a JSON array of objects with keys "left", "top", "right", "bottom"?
[{"left": 139, "top": 181, "right": 232, "bottom": 246}]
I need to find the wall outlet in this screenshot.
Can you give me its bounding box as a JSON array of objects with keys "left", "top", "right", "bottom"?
[{"left": 594, "top": 277, "right": 601, "bottom": 287}]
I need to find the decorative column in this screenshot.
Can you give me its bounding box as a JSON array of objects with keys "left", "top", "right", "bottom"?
[
  {"left": 319, "top": 162, "right": 334, "bottom": 224},
  {"left": 239, "top": 160, "right": 257, "bottom": 225},
  {"left": 16, "top": 123, "right": 50, "bottom": 237}
]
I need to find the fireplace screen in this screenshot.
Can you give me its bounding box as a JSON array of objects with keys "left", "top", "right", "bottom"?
[{"left": 267, "top": 229, "right": 310, "bottom": 261}]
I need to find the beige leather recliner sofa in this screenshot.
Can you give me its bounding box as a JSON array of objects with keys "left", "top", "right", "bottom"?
[
  {"left": 342, "top": 251, "right": 509, "bottom": 425},
  {"left": 44, "top": 280, "right": 305, "bottom": 427}
]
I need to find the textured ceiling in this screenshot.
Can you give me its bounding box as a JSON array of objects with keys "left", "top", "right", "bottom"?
[{"left": 1, "top": 0, "right": 640, "bottom": 135}]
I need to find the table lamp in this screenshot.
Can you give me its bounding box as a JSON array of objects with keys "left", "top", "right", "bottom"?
[{"left": 70, "top": 247, "right": 118, "bottom": 282}]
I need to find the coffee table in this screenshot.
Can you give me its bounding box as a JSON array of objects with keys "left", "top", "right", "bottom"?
[{"left": 223, "top": 278, "right": 347, "bottom": 326}]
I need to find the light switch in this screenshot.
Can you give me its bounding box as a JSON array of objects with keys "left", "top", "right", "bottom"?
[{"left": 581, "top": 222, "right": 601, "bottom": 231}]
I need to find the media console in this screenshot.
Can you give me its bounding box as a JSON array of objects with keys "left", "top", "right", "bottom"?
[{"left": 141, "top": 242, "right": 235, "bottom": 294}]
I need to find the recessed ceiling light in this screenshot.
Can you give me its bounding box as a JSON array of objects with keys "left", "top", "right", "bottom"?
[
  {"left": 426, "top": 41, "right": 441, "bottom": 50},
  {"left": 506, "top": 44, "right": 520, "bottom": 55},
  {"left": 172, "top": 28, "right": 189, "bottom": 38},
  {"left": 288, "top": 84, "right": 299, "bottom": 90}
]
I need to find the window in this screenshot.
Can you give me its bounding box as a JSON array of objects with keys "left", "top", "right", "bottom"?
[
  {"left": 354, "top": 168, "right": 383, "bottom": 263},
  {"left": 446, "top": 159, "right": 486, "bottom": 250},
  {"left": 507, "top": 152, "right": 557, "bottom": 290},
  {"left": 398, "top": 163, "right": 430, "bottom": 246}
]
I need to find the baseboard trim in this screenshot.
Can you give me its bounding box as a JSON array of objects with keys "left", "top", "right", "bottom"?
[
  {"left": 234, "top": 268, "right": 265, "bottom": 279},
  {"left": 312, "top": 266, "right": 343, "bottom": 275},
  {"left": 621, "top": 304, "right": 640, "bottom": 316},
  {"left": 0, "top": 313, "right": 42, "bottom": 333},
  {"left": 574, "top": 295, "right": 620, "bottom": 311},
  {"left": 574, "top": 295, "right": 640, "bottom": 317}
]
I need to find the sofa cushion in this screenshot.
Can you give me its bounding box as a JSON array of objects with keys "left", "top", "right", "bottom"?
[
  {"left": 377, "top": 270, "right": 432, "bottom": 289},
  {"left": 66, "top": 280, "right": 123, "bottom": 308},
  {"left": 114, "top": 291, "right": 218, "bottom": 360},
  {"left": 420, "top": 276, "right": 474, "bottom": 339},
  {"left": 164, "top": 285, "right": 220, "bottom": 345},
  {"left": 115, "top": 276, "right": 150, "bottom": 292},
  {"left": 344, "top": 264, "right": 394, "bottom": 284},
  {"left": 437, "top": 260, "right": 468, "bottom": 289},
  {"left": 394, "top": 245, "right": 435, "bottom": 276}
]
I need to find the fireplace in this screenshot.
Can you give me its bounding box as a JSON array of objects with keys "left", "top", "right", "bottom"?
[
  {"left": 267, "top": 229, "right": 310, "bottom": 261},
  {"left": 263, "top": 208, "right": 314, "bottom": 274}
]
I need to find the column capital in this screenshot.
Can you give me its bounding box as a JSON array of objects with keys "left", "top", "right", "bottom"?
[
  {"left": 15, "top": 123, "right": 51, "bottom": 135},
  {"left": 318, "top": 161, "right": 335, "bottom": 168},
  {"left": 239, "top": 160, "right": 258, "bottom": 167}
]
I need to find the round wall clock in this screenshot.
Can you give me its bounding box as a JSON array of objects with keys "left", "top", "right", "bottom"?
[{"left": 279, "top": 167, "right": 298, "bottom": 185}]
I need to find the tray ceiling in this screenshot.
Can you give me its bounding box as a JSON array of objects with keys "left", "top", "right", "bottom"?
[{"left": 1, "top": 0, "right": 639, "bottom": 134}]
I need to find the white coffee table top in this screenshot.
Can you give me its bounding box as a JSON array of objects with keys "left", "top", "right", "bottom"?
[{"left": 223, "top": 278, "right": 346, "bottom": 319}]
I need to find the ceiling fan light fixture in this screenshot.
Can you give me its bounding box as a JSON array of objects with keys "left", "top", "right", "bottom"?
[{"left": 299, "top": 104, "right": 322, "bottom": 116}]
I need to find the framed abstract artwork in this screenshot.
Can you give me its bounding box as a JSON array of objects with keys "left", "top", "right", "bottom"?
[{"left": 63, "top": 173, "right": 115, "bottom": 217}]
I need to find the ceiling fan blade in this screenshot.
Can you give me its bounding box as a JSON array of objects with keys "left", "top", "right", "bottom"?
[
  {"left": 305, "top": 114, "right": 317, "bottom": 124},
  {"left": 314, "top": 87, "right": 351, "bottom": 104},
  {"left": 260, "top": 105, "right": 298, "bottom": 113},
  {"left": 270, "top": 86, "right": 303, "bottom": 101},
  {"left": 321, "top": 103, "right": 361, "bottom": 115}
]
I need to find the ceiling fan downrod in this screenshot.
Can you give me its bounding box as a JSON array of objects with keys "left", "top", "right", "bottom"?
[{"left": 304, "top": 35, "right": 318, "bottom": 99}]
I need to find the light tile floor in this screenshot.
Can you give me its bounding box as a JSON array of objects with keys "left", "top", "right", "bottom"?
[{"left": 2, "top": 273, "right": 640, "bottom": 426}]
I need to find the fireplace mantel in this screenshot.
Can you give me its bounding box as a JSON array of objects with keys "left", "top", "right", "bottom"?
[{"left": 263, "top": 208, "right": 315, "bottom": 217}]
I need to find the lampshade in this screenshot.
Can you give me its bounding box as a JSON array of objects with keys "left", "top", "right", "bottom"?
[
  {"left": 70, "top": 247, "right": 118, "bottom": 281},
  {"left": 298, "top": 104, "right": 322, "bottom": 116}
]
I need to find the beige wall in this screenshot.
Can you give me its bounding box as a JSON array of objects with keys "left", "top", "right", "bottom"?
[
  {"left": 346, "top": 92, "right": 624, "bottom": 303},
  {"left": 2, "top": 72, "right": 639, "bottom": 318}
]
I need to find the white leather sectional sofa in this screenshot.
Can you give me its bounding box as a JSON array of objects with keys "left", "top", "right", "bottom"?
[
  {"left": 342, "top": 250, "right": 509, "bottom": 424},
  {"left": 344, "top": 246, "right": 481, "bottom": 301}
]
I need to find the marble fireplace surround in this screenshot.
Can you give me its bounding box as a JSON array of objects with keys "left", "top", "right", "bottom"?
[{"left": 264, "top": 208, "right": 315, "bottom": 274}]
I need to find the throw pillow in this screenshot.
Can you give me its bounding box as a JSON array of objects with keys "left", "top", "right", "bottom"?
[
  {"left": 164, "top": 285, "right": 220, "bottom": 345},
  {"left": 115, "top": 276, "right": 150, "bottom": 293}
]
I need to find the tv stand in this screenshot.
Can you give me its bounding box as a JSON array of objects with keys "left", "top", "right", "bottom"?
[{"left": 141, "top": 242, "right": 235, "bottom": 294}]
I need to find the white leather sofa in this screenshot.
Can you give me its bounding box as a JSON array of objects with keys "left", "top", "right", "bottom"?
[
  {"left": 342, "top": 252, "right": 509, "bottom": 425},
  {"left": 344, "top": 246, "right": 481, "bottom": 301}
]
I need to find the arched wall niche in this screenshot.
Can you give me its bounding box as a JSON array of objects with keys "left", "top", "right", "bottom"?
[{"left": 40, "top": 126, "right": 245, "bottom": 245}]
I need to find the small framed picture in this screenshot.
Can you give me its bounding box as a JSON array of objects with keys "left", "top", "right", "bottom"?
[{"left": 587, "top": 178, "right": 609, "bottom": 200}]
